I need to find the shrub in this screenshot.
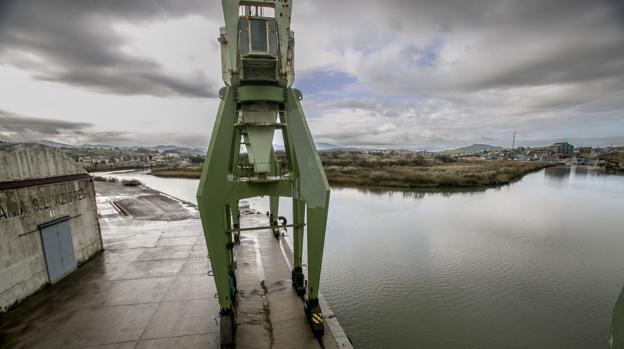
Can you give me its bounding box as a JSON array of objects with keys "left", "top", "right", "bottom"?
[
  {"left": 435, "top": 154, "right": 455, "bottom": 163},
  {"left": 340, "top": 166, "right": 358, "bottom": 174},
  {"left": 369, "top": 171, "right": 392, "bottom": 182},
  {"left": 437, "top": 174, "right": 464, "bottom": 187},
  {"left": 409, "top": 156, "right": 427, "bottom": 166}
]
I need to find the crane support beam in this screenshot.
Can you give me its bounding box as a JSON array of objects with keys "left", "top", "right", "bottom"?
[{"left": 197, "top": 1, "right": 330, "bottom": 346}]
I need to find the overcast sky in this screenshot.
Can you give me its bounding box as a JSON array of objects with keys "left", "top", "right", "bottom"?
[{"left": 1, "top": 0, "right": 623, "bottom": 149}]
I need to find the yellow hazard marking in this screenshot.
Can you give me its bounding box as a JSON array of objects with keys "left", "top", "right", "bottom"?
[{"left": 312, "top": 314, "right": 323, "bottom": 323}]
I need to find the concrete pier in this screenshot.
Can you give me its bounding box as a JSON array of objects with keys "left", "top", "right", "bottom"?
[
  {"left": 0, "top": 182, "right": 351, "bottom": 348},
  {"left": 233, "top": 211, "right": 352, "bottom": 349}
]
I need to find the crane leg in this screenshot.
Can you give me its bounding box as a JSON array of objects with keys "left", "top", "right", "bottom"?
[
  {"left": 611, "top": 286, "right": 624, "bottom": 348},
  {"left": 224, "top": 204, "right": 237, "bottom": 295},
  {"left": 304, "top": 204, "right": 329, "bottom": 337},
  {"left": 198, "top": 202, "right": 236, "bottom": 346},
  {"left": 292, "top": 198, "right": 306, "bottom": 295},
  {"left": 269, "top": 150, "right": 281, "bottom": 238},
  {"left": 231, "top": 201, "right": 240, "bottom": 244},
  {"left": 197, "top": 87, "right": 238, "bottom": 348},
  {"left": 285, "top": 88, "right": 330, "bottom": 337},
  {"left": 270, "top": 195, "right": 280, "bottom": 238}
]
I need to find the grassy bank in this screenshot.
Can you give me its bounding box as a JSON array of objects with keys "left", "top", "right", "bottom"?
[
  {"left": 150, "top": 157, "right": 553, "bottom": 189},
  {"left": 150, "top": 168, "right": 203, "bottom": 178},
  {"left": 324, "top": 160, "right": 551, "bottom": 188}
]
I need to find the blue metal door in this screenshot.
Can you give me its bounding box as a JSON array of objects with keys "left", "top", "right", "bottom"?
[{"left": 40, "top": 219, "right": 76, "bottom": 283}]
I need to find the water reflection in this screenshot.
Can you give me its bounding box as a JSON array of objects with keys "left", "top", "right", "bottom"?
[
  {"left": 545, "top": 166, "right": 572, "bottom": 180},
  {"left": 544, "top": 166, "right": 609, "bottom": 189},
  {"left": 574, "top": 165, "right": 605, "bottom": 177},
  {"left": 546, "top": 165, "right": 606, "bottom": 179},
  {"left": 333, "top": 184, "right": 488, "bottom": 200}
]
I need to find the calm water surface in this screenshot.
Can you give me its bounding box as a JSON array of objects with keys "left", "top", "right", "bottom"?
[{"left": 99, "top": 167, "right": 624, "bottom": 348}]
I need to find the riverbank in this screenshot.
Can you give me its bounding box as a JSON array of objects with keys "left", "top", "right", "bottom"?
[
  {"left": 149, "top": 160, "right": 554, "bottom": 189},
  {"left": 325, "top": 160, "right": 553, "bottom": 188}
]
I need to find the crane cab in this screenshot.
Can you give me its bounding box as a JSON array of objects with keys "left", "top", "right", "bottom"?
[
  {"left": 238, "top": 8, "right": 279, "bottom": 82},
  {"left": 219, "top": 2, "right": 295, "bottom": 87},
  {"left": 239, "top": 17, "right": 278, "bottom": 58}
]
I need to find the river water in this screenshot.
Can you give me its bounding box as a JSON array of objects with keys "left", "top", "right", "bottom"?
[{"left": 98, "top": 167, "right": 624, "bottom": 348}]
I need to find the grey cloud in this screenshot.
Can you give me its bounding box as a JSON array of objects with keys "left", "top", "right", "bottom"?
[
  {"left": 0, "top": 109, "right": 211, "bottom": 148},
  {"left": 290, "top": 0, "right": 624, "bottom": 148},
  {"left": 306, "top": 85, "right": 624, "bottom": 149},
  {"left": 0, "top": 110, "right": 92, "bottom": 138},
  {"left": 295, "top": 0, "right": 624, "bottom": 93},
  {"left": 470, "top": 36, "right": 624, "bottom": 91},
  {"left": 316, "top": 99, "right": 382, "bottom": 111},
  {"left": 88, "top": 131, "right": 210, "bottom": 148},
  {"left": 86, "top": 131, "right": 134, "bottom": 145},
  {"left": 1, "top": 0, "right": 623, "bottom": 149},
  {"left": 0, "top": 0, "right": 218, "bottom": 98}
]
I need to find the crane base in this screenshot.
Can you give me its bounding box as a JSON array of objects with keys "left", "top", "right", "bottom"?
[
  {"left": 292, "top": 267, "right": 306, "bottom": 296},
  {"left": 272, "top": 227, "right": 281, "bottom": 239},
  {"left": 304, "top": 299, "right": 325, "bottom": 337},
  {"left": 219, "top": 311, "right": 235, "bottom": 348}
]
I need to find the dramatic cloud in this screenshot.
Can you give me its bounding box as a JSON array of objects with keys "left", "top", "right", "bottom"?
[
  {"left": 0, "top": 0, "right": 623, "bottom": 148},
  {"left": 0, "top": 0, "right": 218, "bottom": 98},
  {"left": 291, "top": 0, "right": 624, "bottom": 148},
  {"left": 0, "top": 109, "right": 211, "bottom": 148},
  {"left": 0, "top": 110, "right": 92, "bottom": 139}
]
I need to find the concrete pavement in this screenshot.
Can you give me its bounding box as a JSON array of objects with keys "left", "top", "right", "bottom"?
[{"left": 0, "top": 181, "right": 351, "bottom": 348}]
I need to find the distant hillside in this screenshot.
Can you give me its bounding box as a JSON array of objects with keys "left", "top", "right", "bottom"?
[
  {"left": 454, "top": 144, "right": 502, "bottom": 152},
  {"left": 9, "top": 140, "right": 72, "bottom": 148},
  {"left": 316, "top": 142, "right": 339, "bottom": 151},
  {"left": 81, "top": 144, "right": 117, "bottom": 149},
  {"left": 154, "top": 145, "right": 186, "bottom": 153},
  {"left": 270, "top": 142, "right": 338, "bottom": 151},
  {"left": 5, "top": 140, "right": 341, "bottom": 154}
]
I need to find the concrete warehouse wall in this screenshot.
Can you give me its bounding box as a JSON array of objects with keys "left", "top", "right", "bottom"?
[
  {"left": 0, "top": 144, "right": 85, "bottom": 181},
  {"left": 0, "top": 144, "right": 102, "bottom": 312}
]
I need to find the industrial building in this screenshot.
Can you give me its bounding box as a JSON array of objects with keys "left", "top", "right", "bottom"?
[
  {"left": 0, "top": 144, "right": 102, "bottom": 311},
  {"left": 551, "top": 142, "right": 575, "bottom": 156}
]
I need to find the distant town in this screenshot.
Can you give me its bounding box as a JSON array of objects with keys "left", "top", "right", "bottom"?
[
  {"left": 31, "top": 141, "right": 624, "bottom": 171},
  {"left": 444, "top": 142, "right": 624, "bottom": 173},
  {"left": 1, "top": 140, "right": 623, "bottom": 188}
]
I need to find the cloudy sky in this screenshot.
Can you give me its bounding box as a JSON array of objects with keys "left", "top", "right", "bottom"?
[{"left": 1, "top": 0, "right": 623, "bottom": 149}]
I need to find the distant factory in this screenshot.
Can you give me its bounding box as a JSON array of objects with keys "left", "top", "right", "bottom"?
[{"left": 0, "top": 144, "right": 102, "bottom": 311}]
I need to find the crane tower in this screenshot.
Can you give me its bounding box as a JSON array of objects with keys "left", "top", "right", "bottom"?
[{"left": 196, "top": 0, "right": 330, "bottom": 346}]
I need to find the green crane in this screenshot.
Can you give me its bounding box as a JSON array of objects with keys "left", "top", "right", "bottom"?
[
  {"left": 611, "top": 286, "right": 624, "bottom": 348},
  {"left": 196, "top": 0, "right": 330, "bottom": 346}
]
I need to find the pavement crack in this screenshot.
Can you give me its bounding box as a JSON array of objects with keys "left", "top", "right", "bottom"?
[{"left": 260, "top": 280, "right": 275, "bottom": 348}]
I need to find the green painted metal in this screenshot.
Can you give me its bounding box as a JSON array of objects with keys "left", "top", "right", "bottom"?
[
  {"left": 611, "top": 286, "right": 624, "bottom": 348},
  {"left": 197, "top": 0, "right": 330, "bottom": 339},
  {"left": 197, "top": 86, "right": 238, "bottom": 311},
  {"left": 221, "top": 0, "right": 240, "bottom": 83},
  {"left": 293, "top": 198, "right": 305, "bottom": 268},
  {"left": 237, "top": 86, "right": 285, "bottom": 103},
  {"left": 230, "top": 223, "right": 300, "bottom": 233}
]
